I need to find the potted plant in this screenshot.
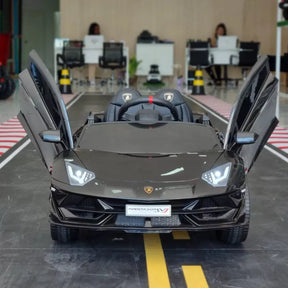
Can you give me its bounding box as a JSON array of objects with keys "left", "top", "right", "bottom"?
[{"left": 129, "top": 56, "right": 142, "bottom": 86}]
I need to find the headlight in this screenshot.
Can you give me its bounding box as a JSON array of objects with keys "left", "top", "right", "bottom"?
[
  {"left": 201, "top": 162, "right": 232, "bottom": 187},
  {"left": 65, "top": 162, "right": 95, "bottom": 186}
]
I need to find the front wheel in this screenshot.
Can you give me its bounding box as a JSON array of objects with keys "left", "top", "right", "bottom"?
[
  {"left": 50, "top": 224, "right": 79, "bottom": 243},
  {"left": 216, "top": 190, "right": 250, "bottom": 244}
]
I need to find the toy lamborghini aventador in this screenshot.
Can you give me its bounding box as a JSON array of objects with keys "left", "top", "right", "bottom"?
[{"left": 18, "top": 50, "right": 278, "bottom": 244}]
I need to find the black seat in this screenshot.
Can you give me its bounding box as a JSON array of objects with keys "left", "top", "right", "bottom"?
[
  {"left": 188, "top": 40, "right": 210, "bottom": 67},
  {"left": 238, "top": 42, "right": 259, "bottom": 66},
  {"left": 99, "top": 42, "right": 127, "bottom": 85},
  {"left": 57, "top": 40, "right": 85, "bottom": 69},
  {"left": 104, "top": 88, "right": 141, "bottom": 122},
  {"left": 105, "top": 88, "right": 193, "bottom": 123},
  {"left": 186, "top": 40, "right": 211, "bottom": 89},
  {"left": 232, "top": 41, "right": 260, "bottom": 80},
  {"left": 56, "top": 40, "right": 85, "bottom": 83},
  {"left": 154, "top": 89, "right": 193, "bottom": 122}
]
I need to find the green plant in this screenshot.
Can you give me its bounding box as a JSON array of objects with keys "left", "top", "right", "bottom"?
[{"left": 129, "top": 56, "right": 142, "bottom": 78}]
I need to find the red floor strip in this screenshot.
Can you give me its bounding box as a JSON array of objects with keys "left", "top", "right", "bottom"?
[
  {"left": 0, "top": 140, "right": 19, "bottom": 143},
  {"left": 0, "top": 135, "right": 25, "bottom": 138},
  {"left": 0, "top": 93, "right": 77, "bottom": 157},
  {"left": 0, "top": 127, "right": 26, "bottom": 129}
]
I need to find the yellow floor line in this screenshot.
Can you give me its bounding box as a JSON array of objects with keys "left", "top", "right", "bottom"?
[
  {"left": 143, "top": 234, "right": 171, "bottom": 288},
  {"left": 182, "top": 265, "right": 209, "bottom": 288},
  {"left": 172, "top": 231, "right": 190, "bottom": 240}
]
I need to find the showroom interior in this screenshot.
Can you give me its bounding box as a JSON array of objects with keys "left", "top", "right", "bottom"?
[{"left": 0, "top": 0, "right": 288, "bottom": 287}]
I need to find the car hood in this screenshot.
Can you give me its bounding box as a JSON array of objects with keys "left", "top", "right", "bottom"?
[{"left": 51, "top": 149, "right": 243, "bottom": 200}]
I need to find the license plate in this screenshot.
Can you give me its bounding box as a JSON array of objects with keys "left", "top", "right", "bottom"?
[{"left": 125, "top": 204, "right": 171, "bottom": 217}]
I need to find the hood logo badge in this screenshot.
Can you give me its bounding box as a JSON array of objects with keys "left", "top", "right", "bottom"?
[
  {"left": 163, "top": 92, "right": 174, "bottom": 102},
  {"left": 144, "top": 186, "right": 153, "bottom": 194},
  {"left": 122, "top": 93, "right": 132, "bottom": 102}
]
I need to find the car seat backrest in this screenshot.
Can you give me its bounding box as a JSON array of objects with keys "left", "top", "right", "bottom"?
[
  {"left": 154, "top": 89, "right": 194, "bottom": 122},
  {"left": 104, "top": 88, "right": 142, "bottom": 122}
]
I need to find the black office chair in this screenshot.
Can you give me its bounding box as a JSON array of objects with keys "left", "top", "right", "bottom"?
[
  {"left": 235, "top": 41, "right": 260, "bottom": 80},
  {"left": 99, "top": 42, "right": 127, "bottom": 85},
  {"left": 268, "top": 53, "right": 288, "bottom": 86},
  {"left": 187, "top": 40, "right": 211, "bottom": 88},
  {"left": 56, "top": 40, "right": 85, "bottom": 82},
  {"left": 188, "top": 41, "right": 210, "bottom": 66}
]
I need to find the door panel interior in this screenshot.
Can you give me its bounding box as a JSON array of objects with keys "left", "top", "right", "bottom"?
[
  {"left": 224, "top": 56, "right": 270, "bottom": 150},
  {"left": 18, "top": 69, "right": 63, "bottom": 170},
  {"left": 224, "top": 55, "right": 279, "bottom": 171},
  {"left": 18, "top": 50, "right": 73, "bottom": 171}
]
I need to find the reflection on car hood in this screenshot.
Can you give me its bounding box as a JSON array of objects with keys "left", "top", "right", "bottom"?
[
  {"left": 51, "top": 149, "right": 241, "bottom": 201},
  {"left": 78, "top": 150, "right": 222, "bottom": 182}
]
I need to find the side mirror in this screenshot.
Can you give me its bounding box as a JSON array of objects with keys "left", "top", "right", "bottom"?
[
  {"left": 40, "top": 130, "right": 61, "bottom": 143},
  {"left": 236, "top": 132, "right": 257, "bottom": 144}
]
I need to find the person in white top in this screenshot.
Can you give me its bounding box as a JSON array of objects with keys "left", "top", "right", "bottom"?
[
  {"left": 87, "top": 22, "right": 101, "bottom": 85},
  {"left": 206, "top": 23, "right": 227, "bottom": 86}
]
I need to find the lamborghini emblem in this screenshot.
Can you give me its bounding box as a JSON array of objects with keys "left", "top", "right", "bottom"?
[
  {"left": 144, "top": 186, "right": 154, "bottom": 194},
  {"left": 122, "top": 93, "right": 132, "bottom": 102},
  {"left": 163, "top": 92, "right": 174, "bottom": 102}
]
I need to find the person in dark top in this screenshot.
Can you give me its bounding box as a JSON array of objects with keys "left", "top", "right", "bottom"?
[{"left": 206, "top": 23, "right": 227, "bottom": 85}]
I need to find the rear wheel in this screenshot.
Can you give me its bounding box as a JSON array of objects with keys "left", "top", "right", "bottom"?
[
  {"left": 50, "top": 224, "right": 79, "bottom": 243},
  {"left": 216, "top": 190, "right": 250, "bottom": 244}
]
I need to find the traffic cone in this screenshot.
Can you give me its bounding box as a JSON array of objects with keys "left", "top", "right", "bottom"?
[
  {"left": 59, "top": 66, "right": 72, "bottom": 94},
  {"left": 192, "top": 66, "right": 205, "bottom": 95}
]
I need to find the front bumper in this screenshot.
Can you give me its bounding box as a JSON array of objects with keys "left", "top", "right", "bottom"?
[{"left": 49, "top": 186, "right": 248, "bottom": 232}]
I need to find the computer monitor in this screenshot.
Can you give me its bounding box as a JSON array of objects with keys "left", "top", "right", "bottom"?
[
  {"left": 84, "top": 35, "right": 104, "bottom": 49},
  {"left": 217, "top": 36, "right": 238, "bottom": 49}
]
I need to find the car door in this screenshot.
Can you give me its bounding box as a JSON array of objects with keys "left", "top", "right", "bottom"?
[
  {"left": 18, "top": 50, "right": 73, "bottom": 171},
  {"left": 224, "top": 55, "right": 279, "bottom": 172}
]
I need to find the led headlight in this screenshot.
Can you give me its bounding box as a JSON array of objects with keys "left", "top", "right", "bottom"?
[
  {"left": 65, "top": 162, "right": 95, "bottom": 186},
  {"left": 201, "top": 162, "right": 232, "bottom": 187}
]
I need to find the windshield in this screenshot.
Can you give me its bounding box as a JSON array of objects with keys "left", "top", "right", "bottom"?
[{"left": 76, "top": 122, "right": 222, "bottom": 154}]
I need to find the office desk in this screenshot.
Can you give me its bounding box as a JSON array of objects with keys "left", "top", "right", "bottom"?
[
  {"left": 83, "top": 48, "right": 103, "bottom": 64},
  {"left": 54, "top": 38, "right": 129, "bottom": 86},
  {"left": 136, "top": 43, "right": 174, "bottom": 76},
  {"left": 209, "top": 47, "right": 239, "bottom": 65},
  {"left": 83, "top": 47, "right": 129, "bottom": 86},
  {"left": 185, "top": 47, "right": 240, "bottom": 91}
]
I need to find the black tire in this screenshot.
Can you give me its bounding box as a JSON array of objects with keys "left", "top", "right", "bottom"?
[
  {"left": 50, "top": 224, "right": 79, "bottom": 243},
  {"left": 0, "top": 76, "right": 16, "bottom": 100},
  {"left": 216, "top": 190, "right": 250, "bottom": 244}
]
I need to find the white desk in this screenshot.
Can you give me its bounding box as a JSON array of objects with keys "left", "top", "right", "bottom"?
[
  {"left": 136, "top": 43, "right": 174, "bottom": 76},
  {"left": 209, "top": 47, "right": 239, "bottom": 65},
  {"left": 184, "top": 46, "right": 240, "bottom": 91},
  {"left": 83, "top": 48, "right": 103, "bottom": 64},
  {"left": 83, "top": 47, "right": 129, "bottom": 86},
  {"left": 54, "top": 38, "right": 129, "bottom": 86}
]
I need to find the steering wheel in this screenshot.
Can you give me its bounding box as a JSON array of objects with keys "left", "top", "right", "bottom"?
[{"left": 117, "top": 96, "right": 179, "bottom": 121}]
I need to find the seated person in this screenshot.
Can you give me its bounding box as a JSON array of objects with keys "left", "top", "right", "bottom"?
[
  {"left": 206, "top": 23, "right": 227, "bottom": 85},
  {"left": 86, "top": 22, "right": 102, "bottom": 85}
]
